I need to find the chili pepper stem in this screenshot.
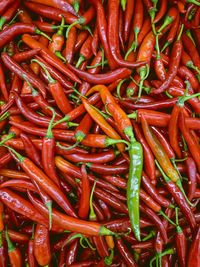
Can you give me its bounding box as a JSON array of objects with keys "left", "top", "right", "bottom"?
[
  {"left": 35, "top": 28, "right": 52, "bottom": 41},
  {"left": 45, "top": 201, "right": 52, "bottom": 231},
  {"left": 89, "top": 181, "right": 97, "bottom": 221},
  {"left": 0, "top": 133, "right": 15, "bottom": 146}
]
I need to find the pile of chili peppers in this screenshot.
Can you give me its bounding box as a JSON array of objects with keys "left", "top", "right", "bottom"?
[{"left": 0, "top": 0, "right": 200, "bottom": 266}]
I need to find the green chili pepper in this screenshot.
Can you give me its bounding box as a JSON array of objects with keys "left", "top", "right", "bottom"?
[{"left": 127, "top": 139, "right": 143, "bottom": 241}]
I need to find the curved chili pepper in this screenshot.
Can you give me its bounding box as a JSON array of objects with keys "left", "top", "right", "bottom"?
[
  {"left": 5, "top": 228, "right": 22, "bottom": 267},
  {"left": 151, "top": 126, "right": 175, "bottom": 159},
  {"left": 91, "top": 23, "right": 99, "bottom": 56},
  {"left": 0, "top": 188, "right": 48, "bottom": 226},
  {"left": 33, "top": 224, "right": 51, "bottom": 266},
  {"left": 0, "top": 0, "right": 14, "bottom": 16},
  {"left": 27, "top": 190, "right": 115, "bottom": 236},
  {"left": 81, "top": 97, "right": 126, "bottom": 152},
  {"left": 34, "top": 55, "right": 73, "bottom": 89},
  {"left": 22, "top": 34, "right": 81, "bottom": 84},
  {"left": 152, "top": 25, "right": 184, "bottom": 94},
  {"left": 182, "top": 32, "right": 200, "bottom": 70},
  {"left": 86, "top": 162, "right": 128, "bottom": 175},
  {"left": 141, "top": 115, "right": 179, "bottom": 183},
  {"left": 1, "top": 53, "right": 47, "bottom": 98},
  {"left": 0, "top": 23, "right": 51, "bottom": 50},
  {"left": 142, "top": 172, "right": 171, "bottom": 208},
  {"left": 116, "top": 238, "right": 137, "bottom": 267},
  {"left": 156, "top": 161, "right": 196, "bottom": 231},
  {"left": 130, "top": 109, "right": 200, "bottom": 130},
  {"left": 136, "top": 31, "right": 155, "bottom": 99},
  {"left": 8, "top": 147, "right": 76, "bottom": 217},
  {"left": 161, "top": 13, "right": 180, "bottom": 52},
  {"left": 126, "top": 0, "right": 143, "bottom": 57},
  {"left": 76, "top": 35, "right": 93, "bottom": 68},
  {"left": 78, "top": 164, "right": 90, "bottom": 219},
  {"left": 66, "top": 239, "right": 79, "bottom": 265},
  {"left": 140, "top": 203, "right": 168, "bottom": 243},
  {"left": 186, "top": 157, "right": 197, "bottom": 201},
  {"left": 25, "top": 1, "right": 78, "bottom": 25},
  {"left": 158, "top": 6, "right": 178, "bottom": 33},
  {"left": 31, "top": 0, "right": 77, "bottom": 16},
  {"left": 0, "top": 231, "right": 7, "bottom": 267},
  {"left": 48, "top": 16, "right": 65, "bottom": 54},
  {"left": 0, "top": 0, "right": 20, "bottom": 30},
  {"left": 65, "top": 26, "right": 77, "bottom": 64},
  {"left": 93, "top": 236, "right": 109, "bottom": 258},
  {"left": 20, "top": 133, "right": 42, "bottom": 168},
  {"left": 89, "top": 0, "right": 117, "bottom": 70},
  {"left": 179, "top": 110, "right": 200, "bottom": 172},
  {"left": 64, "top": 150, "right": 117, "bottom": 164},
  {"left": 55, "top": 156, "right": 119, "bottom": 193},
  {"left": 154, "top": 0, "right": 167, "bottom": 23},
  {"left": 67, "top": 64, "right": 131, "bottom": 84},
  {"left": 107, "top": 0, "right": 147, "bottom": 69},
  {"left": 187, "top": 225, "right": 200, "bottom": 266},
  {"left": 12, "top": 49, "right": 41, "bottom": 63}
]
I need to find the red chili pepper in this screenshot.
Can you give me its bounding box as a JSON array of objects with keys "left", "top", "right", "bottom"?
[
  {"left": 162, "top": 13, "right": 180, "bottom": 52},
  {"left": 27, "top": 190, "right": 114, "bottom": 236},
  {"left": 130, "top": 109, "right": 200, "bottom": 130},
  {"left": 154, "top": 0, "right": 167, "bottom": 23},
  {"left": 89, "top": 0, "right": 117, "bottom": 70},
  {"left": 151, "top": 126, "right": 175, "bottom": 159},
  {"left": 5, "top": 228, "right": 22, "bottom": 267},
  {"left": 123, "top": 0, "right": 134, "bottom": 43},
  {"left": 91, "top": 23, "right": 99, "bottom": 56},
  {"left": 1, "top": 53, "right": 47, "bottom": 98},
  {"left": 22, "top": 34, "right": 81, "bottom": 84},
  {"left": 175, "top": 208, "right": 187, "bottom": 267},
  {"left": 0, "top": 23, "right": 51, "bottom": 50},
  {"left": 186, "top": 157, "right": 197, "bottom": 201},
  {"left": 142, "top": 172, "right": 172, "bottom": 208},
  {"left": 93, "top": 236, "right": 109, "bottom": 258},
  {"left": 0, "top": 0, "right": 20, "bottom": 30},
  {"left": 33, "top": 224, "right": 51, "bottom": 266},
  {"left": 156, "top": 161, "right": 196, "bottom": 231},
  {"left": 179, "top": 110, "right": 200, "bottom": 172},
  {"left": 0, "top": 231, "right": 7, "bottom": 267},
  {"left": 136, "top": 31, "right": 155, "bottom": 99},
  {"left": 78, "top": 164, "right": 90, "bottom": 219},
  {"left": 74, "top": 30, "right": 88, "bottom": 52},
  {"left": 48, "top": 16, "right": 65, "bottom": 54},
  {"left": 108, "top": 0, "right": 147, "bottom": 69},
  {"left": 28, "top": 237, "right": 37, "bottom": 267},
  {"left": 116, "top": 238, "right": 137, "bottom": 267},
  {"left": 152, "top": 25, "right": 184, "bottom": 94},
  {"left": 66, "top": 239, "right": 79, "bottom": 265},
  {"left": 0, "top": 188, "right": 48, "bottom": 226},
  {"left": 182, "top": 33, "right": 200, "bottom": 70},
  {"left": 8, "top": 146, "right": 76, "bottom": 217},
  {"left": 187, "top": 226, "right": 200, "bottom": 266},
  {"left": 0, "top": 0, "right": 15, "bottom": 16},
  {"left": 76, "top": 35, "right": 93, "bottom": 68},
  {"left": 31, "top": 0, "right": 77, "bottom": 16},
  {"left": 65, "top": 26, "right": 77, "bottom": 64},
  {"left": 25, "top": 1, "right": 78, "bottom": 25},
  {"left": 20, "top": 133, "right": 42, "bottom": 168}
]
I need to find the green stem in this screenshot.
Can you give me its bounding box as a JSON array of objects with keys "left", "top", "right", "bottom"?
[
  {"left": 7, "top": 10, "right": 23, "bottom": 27},
  {"left": 121, "top": 0, "right": 127, "bottom": 11},
  {"left": 46, "top": 107, "right": 56, "bottom": 138},
  {"left": 0, "top": 133, "right": 15, "bottom": 146},
  {"left": 3, "top": 145, "right": 25, "bottom": 162},
  {"left": 116, "top": 79, "right": 126, "bottom": 99},
  {"left": 31, "top": 59, "right": 55, "bottom": 84},
  {"left": 55, "top": 51, "right": 66, "bottom": 62},
  {"left": 76, "top": 55, "right": 85, "bottom": 68},
  {"left": 158, "top": 16, "right": 173, "bottom": 33},
  {"left": 57, "top": 141, "right": 79, "bottom": 151},
  {"left": 177, "top": 24, "right": 184, "bottom": 41},
  {"left": 0, "top": 111, "right": 10, "bottom": 121},
  {"left": 5, "top": 227, "right": 15, "bottom": 252},
  {"left": 89, "top": 180, "right": 97, "bottom": 221},
  {"left": 35, "top": 28, "right": 52, "bottom": 41},
  {"left": 66, "top": 18, "right": 84, "bottom": 38},
  {"left": 104, "top": 249, "right": 114, "bottom": 265}
]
